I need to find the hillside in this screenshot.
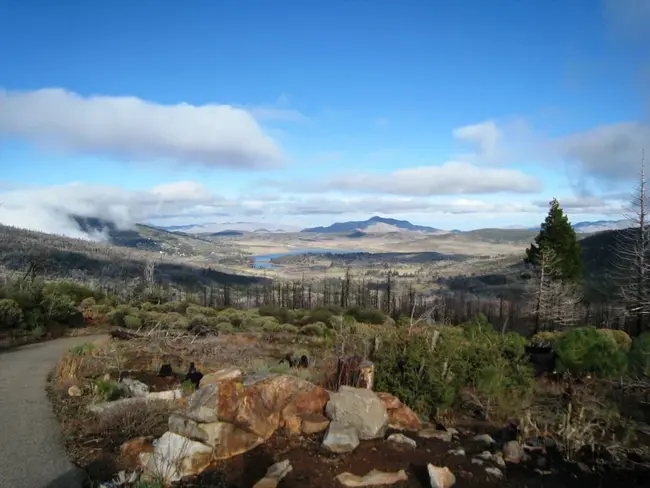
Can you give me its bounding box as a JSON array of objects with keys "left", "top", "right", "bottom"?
[
  {"left": 0, "top": 224, "right": 268, "bottom": 289},
  {"left": 301, "top": 216, "right": 441, "bottom": 234}
]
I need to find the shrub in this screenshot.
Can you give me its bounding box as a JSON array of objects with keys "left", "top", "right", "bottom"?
[
  {"left": 108, "top": 310, "right": 126, "bottom": 328},
  {"left": 629, "top": 332, "right": 650, "bottom": 377},
  {"left": 43, "top": 281, "right": 98, "bottom": 304},
  {"left": 70, "top": 343, "right": 96, "bottom": 356},
  {"left": 155, "top": 301, "right": 190, "bottom": 314},
  {"left": 555, "top": 327, "right": 628, "bottom": 378},
  {"left": 530, "top": 330, "right": 562, "bottom": 346},
  {"left": 374, "top": 317, "right": 534, "bottom": 420},
  {"left": 345, "top": 306, "right": 386, "bottom": 325},
  {"left": 41, "top": 294, "right": 83, "bottom": 325},
  {"left": 123, "top": 315, "right": 142, "bottom": 329},
  {"left": 0, "top": 298, "right": 24, "bottom": 329},
  {"left": 186, "top": 305, "right": 218, "bottom": 317},
  {"left": 94, "top": 378, "right": 126, "bottom": 401},
  {"left": 599, "top": 329, "right": 632, "bottom": 352},
  {"left": 80, "top": 297, "right": 96, "bottom": 310},
  {"left": 258, "top": 305, "right": 294, "bottom": 324},
  {"left": 218, "top": 308, "right": 246, "bottom": 328},
  {"left": 158, "top": 312, "right": 189, "bottom": 329},
  {"left": 307, "top": 308, "right": 335, "bottom": 327},
  {"left": 245, "top": 315, "right": 280, "bottom": 330},
  {"left": 301, "top": 322, "right": 327, "bottom": 336}
]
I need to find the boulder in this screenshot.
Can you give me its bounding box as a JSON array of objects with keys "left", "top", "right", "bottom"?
[
  {"left": 201, "top": 422, "right": 265, "bottom": 460},
  {"left": 280, "top": 385, "right": 329, "bottom": 420},
  {"left": 325, "top": 386, "right": 388, "bottom": 440},
  {"left": 485, "top": 467, "right": 504, "bottom": 478},
  {"left": 252, "top": 460, "right": 293, "bottom": 488},
  {"left": 185, "top": 383, "right": 221, "bottom": 423},
  {"left": 387, "top": 433, "right": 416, "bottom": 448},
  {"left": 376, "top": 392, "right": 402, "bottom": 410},
  {"left": 121, "top": 378, "right": 149, "bottom": 397},
  {"left": 199, "top": 367, "right": 242, "bottom": 388},
  {"left": 427, "top": 464, "right": 456, "bottom": 488},
  {"left": 322, "top": 421, "right": 360, "bottom": 453},
  {"left": 119, "top": 437, "right": 153, "bottom": 468},
  {"left": 300, "top": 412, "right": 330, "bottom": 435},
  {"left": 168, "top": 414, "right": 209, "bottom": 443},
  {"left": 139, "top": 431, "right": 212, "bottom": 483},
  {"left": 388, "top": 404, "right": 421, "bottom": 431},
  {"left": 336, "top": 469, "right": 408, "bottom": 486}
]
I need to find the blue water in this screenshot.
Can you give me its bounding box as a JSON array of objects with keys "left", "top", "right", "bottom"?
[{"left": 252, "top": 248, "right": 360, "bottom": 269}]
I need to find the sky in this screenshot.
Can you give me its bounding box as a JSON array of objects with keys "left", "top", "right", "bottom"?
[{"left": 0, "top": 0, "right": 649, "bottom": 238}]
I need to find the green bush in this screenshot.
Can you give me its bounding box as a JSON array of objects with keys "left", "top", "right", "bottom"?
[
  {"left": 70, "top": 343, "right": 95, "bottom": 356},
  {"left": 306, "top": 308, "right": 335, "bottom": 327},
  {"left": 629, "top": 332, "right": 650, "bottom": 377},
  {"left": 123, "top": 315, "right": 142, "bottom": 329},
  {"left": 345, "top": 306, "right": 386, "bottom": 325},
  {"left": 245, "top": 315, "right": 280, "bottom": 330},
  {"left": 41, "top": 294, "right": 83, "bottom": 325},
  {"left": 530, "top": 330, "right": 562, "bottom": 346},
  {"left": 43, "top": 281, "right": 97, "bottom": 304},
  {"left": 80, "top": 297, "right": 96, "bottom": 310},
  {"left": 0, "top": 298, "right": 24, "bottom": 329},
  {"left": 599, "top": 329, "right": 632, "bottom": 352},
  {"left": 258, "top": 305, "right": 294, "bottom": 324},
  {"left": 159, "top": 312, "right": 189, "bottom": 329},
  {"left": 186, "top": 305, "right": 218, "bottom": 317},
  {"left": 94, "top": 378, "right": 126, "bottom": 401},
  {"left": 217, "top": 308, "right": 246, "bottom": 328},
  {"left": 108, "top": 310, "right": 126, "bottom": 328},
  {"left": 374, "top": 317, "right": 534, "bottom": 420},
  {"left": 555, "top": 327, "right": 628, "bottom": 378},
  {"left": 301, "top": 322, "right": 327, "bottom": 336}
]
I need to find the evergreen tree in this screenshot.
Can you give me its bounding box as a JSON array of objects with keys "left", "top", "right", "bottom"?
[{"left": 525, "top": 198, "right": 583, "bottom": 283}]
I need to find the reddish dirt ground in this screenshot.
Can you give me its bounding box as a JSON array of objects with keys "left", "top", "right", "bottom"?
[{"left": 173, "top": 429, "right": 650, "bottom": 488}]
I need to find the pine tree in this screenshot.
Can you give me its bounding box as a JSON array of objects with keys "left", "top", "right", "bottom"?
[{"left": 525, "top": 198, "right": 583, "bottom": 283}]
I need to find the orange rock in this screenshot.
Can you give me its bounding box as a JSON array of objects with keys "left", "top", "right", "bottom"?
[
  {"left": 283, "top": 414, "right": 303, "bottom": 436},
  {"left": 201, "top": 422, "right": 265, "bottom": 460},
  {"left": 119, "top": 437, "right": 153, "bottom": 469},
  {"left": 199, "top": 367, "right": 243, "bottom": 389},
  {"left": 388, "top": 405, "right": 422, "bottom": 431},
  {"left": 281, "top": 385, "right": 329, "bottom": 420},
  {"left": 377, "top": 392, "right": 403, "bottom": 410},
  {"left": 300, "top": 412, "right": 330, "bottom": 435}
]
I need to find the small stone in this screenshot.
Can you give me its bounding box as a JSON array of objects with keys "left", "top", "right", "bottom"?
[
  {"left": 68, "top": 385, "right": 82, "bottom": 397},
  {"left": 494, "top": 453, "right": 506, "bottom": 468},
  {"left": 448, "top": 448, "right": 465, "bottom": 456},
  {"left": 471, "top": 434, "right": 496, "bottom": 445},
  {"left": 485, "top": 467, "right": 504, "bottom": 478},
  {"left": 387, "top": 433, "right": 416, "bottom": 448},
  {"left": 322, "top": 421, "right": 360, "bottom": 453},
  {"left": 121, "top": 378, "right": 149, "bottom": 397},
  {"left": 427, "top": 464, "right": 456, "bottom": 488},
  {"left": 147, "top": 389, "right": 182, "bottom": 401},
  {"left": 476, "top": 451, "right": 493, "bottom": 461},
  {"left": 253, "top": 460, "right": 293, "bottom": 488},
  {"left": 336, "top": 469, "right": 408, "bottom": 487},
  {"left": 445, "top": 427, "right": 459, "bottom": 436},
  {"left": 503, "top": 440, "right": 524, "bottom": 463},
  {"left": 418, "top": 428, "right": 452, "bottom": 442},
  {"left": 471, "top": 458, "right": 484, "bottom": 466}
]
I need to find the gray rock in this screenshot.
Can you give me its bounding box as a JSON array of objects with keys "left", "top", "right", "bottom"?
[
  {"left": 418, "top": 428, "right": 453, "bottom": 442},
  {"left": 485, "top": 467, "right": 504, "bottom": 478},
  {"left": 253, "top": 460, "right": 293, "bottom": 488},
  {"left": 88, "top": 397, "right": 148, "bottom": 416},
  {"left": 471, "top": 433, "right": 496, "bottom": 445},
  {"left": 185, "top": 383, "right": 220, "bottom": 423},
  {"left": 121, "top": 378, "right": 149, "bottom": 397},
  {"left": 448, "top": 448, "right": 466, "bottom": 456},
  {"left": 147, "top": 389, "right": 182, "bottom": 401},
  {"left": 494, "top": 453, "right": 506, "bottom": 468},
  {"left": 476, "top": 450, "right": 493, "bottom": 461},
  {"left": 168, "top": 414, "right": 209, "bottom": 443},
  {"left": 387, "top": 433, "right": 416, "bottom": 448},
  {"left": 322, "top": 421, "right": 360, "bottom": 453},
  {"left": 325, "top": 386, "right": 388, "bottom": 440},
  {"left": 503, "top": 440, "right": 524, "bottom": 463},
  {"left": 471, "top": 458, "right": 484, "bottom": 466}
]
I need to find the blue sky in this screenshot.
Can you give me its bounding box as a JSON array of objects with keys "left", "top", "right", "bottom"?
[{"left": 0, "top": 0, "right": 649, "bottom": 236}]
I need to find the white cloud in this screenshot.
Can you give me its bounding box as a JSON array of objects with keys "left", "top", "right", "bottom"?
[
  {"left": 0, "top": 88, "right": 283, "bottom": 169},
  {"left": 453, "top": 120, "right": 504, "bottom": 164},
  {"left": 552, "top": 122, "right": 650, "bottom": 181},
  {"left": 272, "top": 162, "right": 541, "bottom": 196},
  {"left": 532, "top": 195, "right": 624, "bottom": 216}
]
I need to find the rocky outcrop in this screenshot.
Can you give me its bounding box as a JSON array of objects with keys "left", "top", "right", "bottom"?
[{"left": 325, "top": 386, "right": 388, "bottom": 440}]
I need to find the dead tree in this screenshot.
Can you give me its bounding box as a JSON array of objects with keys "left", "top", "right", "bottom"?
[{"left": 613, "top": 150, "right": 650, "bottom": 335}]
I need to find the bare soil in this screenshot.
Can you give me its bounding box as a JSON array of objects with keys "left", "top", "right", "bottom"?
[{"left": 174, "top": 429, "right": 650, "bottom": 488}]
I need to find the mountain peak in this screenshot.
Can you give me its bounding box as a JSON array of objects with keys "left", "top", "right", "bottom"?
[{"left": 301, "top": 216, "right": 440, "bottom": 234}]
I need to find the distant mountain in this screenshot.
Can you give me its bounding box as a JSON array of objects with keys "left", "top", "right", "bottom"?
[
  {"left": 301, "top": 216, "right": 442, "bottom": 234},
  {"left": 211, "top": 230, "right": 243, "bottom": 237},
  {"left": 157, "top": 221, "right": 301, "bottom": 234},
  {"left": 525, "top": 220, "right": 629, "bottom": 234}
]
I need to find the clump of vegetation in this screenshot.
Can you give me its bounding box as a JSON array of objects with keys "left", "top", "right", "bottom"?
[
  {"left": 554, "top": 327, "right": 628, "bottom": 378},
  {"left": 345, "top": 306, "right": 386, "bottom": 325},
  {"left": 599, "top": 329, "right": 632, "bottom": 352},
  {"left": 0, "top": 298, "right": 24, "bottom": 329},
  {"left": 70, "top": 342, "right": 96, "bottom": 356},
  {"left": 93, "top": 378, "right": 126, "bottom": 401},
  {"left": 374, "top": 314, "right": 534, "bottom": 420},
  {"left": 628, "top": 332, "right": 650, "bottom": 377}
]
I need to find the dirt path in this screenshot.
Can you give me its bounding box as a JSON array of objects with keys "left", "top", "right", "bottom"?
[{"left": 0, "top": 335, "right": 107, "bottom": 488}]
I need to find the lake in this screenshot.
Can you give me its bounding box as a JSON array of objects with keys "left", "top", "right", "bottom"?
[{"left": 252, "top": 248, "right": 360, "bottom": 269}]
